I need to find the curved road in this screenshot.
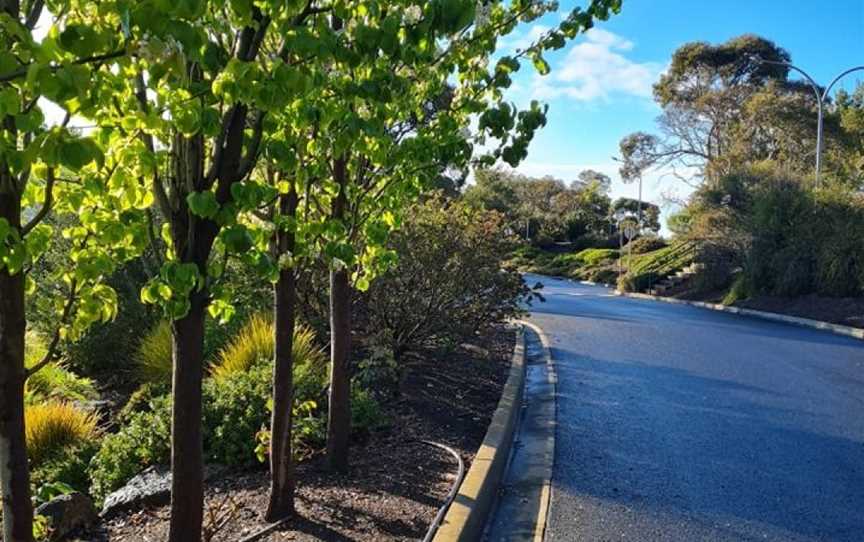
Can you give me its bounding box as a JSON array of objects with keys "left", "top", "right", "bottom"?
[{"left": 526, "top": 275, "right": 864, "bottom": 542}]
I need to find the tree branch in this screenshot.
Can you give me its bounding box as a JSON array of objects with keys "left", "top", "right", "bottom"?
[
  {"left": 21, "top": 167, "right": 54, "bottom": 235},
  {"left": 25, "top": 278, "right": 78, "bottom": 379},
  {"left": 0, "top": 48, "right": 126, "bottom": 83}
]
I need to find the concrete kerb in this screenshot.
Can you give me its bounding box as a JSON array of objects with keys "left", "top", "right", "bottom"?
[
  {"left": 432, "top": 324, "right": 528, "bottom": 542},
  {"left": 617, "top": 291, "right": 864, "bottom": 341}
]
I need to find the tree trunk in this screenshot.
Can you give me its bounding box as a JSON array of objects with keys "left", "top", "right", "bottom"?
[
  {"left": 0, "top": 184, "right": 34, "bottom": 542},
  {"left": 168, "top": 298, "right": 206, "bottom": 542},
  {"left": 167, "top": 130, "right": 208, "bottom": 542},
  {"left": 265, "top": 189, "right": 298, "bottom": 521},
  {"left": 325, "top": 154, "right": 352, "bottom": 472}
]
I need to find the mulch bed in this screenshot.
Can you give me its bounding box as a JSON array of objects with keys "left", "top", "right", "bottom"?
[{"left": 77, "top": 326, "right": 514, "bottom": 542}]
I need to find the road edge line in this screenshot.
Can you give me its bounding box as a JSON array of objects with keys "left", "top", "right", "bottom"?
[
  {"left": 432, "top": 324, "right": 527, "bottom": 542},
  {"left": 616, "top": 291, "right": 864, "bottom": 341},
  {"left": 519, "top": 320, "right": 557, "bottom": 542}
]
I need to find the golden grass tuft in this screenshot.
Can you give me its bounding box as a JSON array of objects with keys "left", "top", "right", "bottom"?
[
  {"left": 210, "top": 314, "right": 326, "bottom": 383},
  {"left": 134, "top": 320, "right": 173, "bottom": 384},
  {"left": 25, "top": 401, "right": 99, "bottom": 466}
]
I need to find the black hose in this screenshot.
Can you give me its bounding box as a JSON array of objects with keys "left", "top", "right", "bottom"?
[{"left": 420, "top": 439, "right": 466, "bottom": 542}]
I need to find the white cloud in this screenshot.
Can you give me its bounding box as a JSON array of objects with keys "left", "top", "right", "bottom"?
[
  {"left": 498, "top": 24, "right": 551, "bottom": 52},
  {"left": 531, "top": 28, "right": 664, "bottom": 102}
]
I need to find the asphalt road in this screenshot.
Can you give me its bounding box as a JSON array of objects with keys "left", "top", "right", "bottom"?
[{"left": 525, "top": 274, "right": 864, "bottom": 542}]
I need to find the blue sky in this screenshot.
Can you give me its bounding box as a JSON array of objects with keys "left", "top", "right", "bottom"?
[{"left": 498, "top": 0, "right": 864, "bottom": 230}]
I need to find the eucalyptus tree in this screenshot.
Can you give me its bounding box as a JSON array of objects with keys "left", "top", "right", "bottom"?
[{"left": 0, "top": 2, "right": 153, "bottom": 540}]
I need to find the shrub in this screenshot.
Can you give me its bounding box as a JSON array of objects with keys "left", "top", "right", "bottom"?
[
  {"left": 24, "top": 332, "right": 98, "bottom": 404},
  {"left": 25, "top": 402, "right": 99, "bottom": 467},
  {"left": 625, "top": 236, "right": 667, "bottom": 255},
  {"left": 350, "top": 384, "right": 386, "bottom": 435},
  {"left": 203, "top": 365, "right": 272, "bottom": 467},
  {"left": 30, "top": 441, "right": 98, "bottom": 496},
  {"left": 210, "top": 315, "right": 327, "bottom": 403},
  {"left": 574, "top": 248, "right": 618, "bottom": 266},
  {"left": 363, "top": 196, "right": 535, "bottom": 356},
  {"left": 89, "top": 396, "right": 172, "bottom": 501},
  {"left": 134, "top": 320, "right": 173, "bottom": 384}
]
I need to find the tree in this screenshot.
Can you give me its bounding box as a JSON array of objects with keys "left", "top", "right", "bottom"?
[
  {"left": 611, "top": 197, "right": 661, "bottom": 233},
  {"left": 618, "top": 35, "right": 821, "bottom": 186},
  {"left": 1, "top": 3, "right": 148, "bottom": 540},
  {"left": 575, "top": 169, "right": 612, "bottom": 193},
  {"left": 303, "top": 0, "right": 626, "bottom": 471},
  {"left": 103, "top": 2, "right": 294, "bottom": 539}
]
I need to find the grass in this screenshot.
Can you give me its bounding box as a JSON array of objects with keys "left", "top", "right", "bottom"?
[
  {"left": 210, "top": 314, "right": 327, "bottom": 385},
  {"left": 25, "top": 402, "right": 99, "bottom": 466},
  {"left": 617, "top": 241, "right": 696, "bottom": 292},
  {"left": 134, "top": 320, "right": 173, "bottom": 384}
]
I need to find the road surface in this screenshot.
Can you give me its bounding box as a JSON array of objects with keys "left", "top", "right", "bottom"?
[{"left": 526, "top": 275, "right": 864, "bottom": 542}]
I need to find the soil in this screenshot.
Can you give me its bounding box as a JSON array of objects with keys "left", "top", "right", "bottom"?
[{"left": 74, "top": 326, "right": 514, "bottom": 542}]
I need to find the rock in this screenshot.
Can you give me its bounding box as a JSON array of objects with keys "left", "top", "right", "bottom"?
[
  {"left": 100, "top": 466, "right": 171, "bottom": 519},
  {"left": 460, "top": 343, "right": 490, "bottom": 358},
  {"left": 35, "top": 492, "right": 98, "bottom": 540},
  {"left": 100, "top": 464, "right": 228, "bottom": 519}
]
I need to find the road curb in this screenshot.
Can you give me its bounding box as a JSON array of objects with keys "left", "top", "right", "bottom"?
[
  {"left": 432, "top": 325, "right": 528, "bottom": 542},
  {"left": 616, "top": 291, "right": 864, "bottom": 341}
]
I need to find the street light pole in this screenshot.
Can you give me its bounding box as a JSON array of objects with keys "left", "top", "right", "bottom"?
[{"left": 752, "top": 56, "right": 864, "bottom": 187}]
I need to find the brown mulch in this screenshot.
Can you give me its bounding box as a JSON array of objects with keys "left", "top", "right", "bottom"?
[
  {"left": 733, "top": 295, "right": 864, "bottom": 329},
  {"left": 77, "top": 326, "right": 514, "bottom": 542}
]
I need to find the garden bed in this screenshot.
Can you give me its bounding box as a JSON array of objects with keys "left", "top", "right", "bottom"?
[{"left": 76, "top": 326, "right": 515, "bottom": 541}]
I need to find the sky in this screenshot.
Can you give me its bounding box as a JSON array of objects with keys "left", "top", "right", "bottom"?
[{"left": 496, "top": 0, "right": 864, "bottom": 231}]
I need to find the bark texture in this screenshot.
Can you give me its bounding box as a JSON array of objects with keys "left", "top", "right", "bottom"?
[
  {"left": 325, "top": 156, "right": 352, "bottom": 472},
  {"left": 0, "top": 181, "right": 33, "bottom": 542},
  {"left": 265, "top": 189, "right": 298, "bottom": 521}
]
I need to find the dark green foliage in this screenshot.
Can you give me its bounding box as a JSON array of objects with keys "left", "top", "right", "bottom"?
[
  {"left": 89, "top": 396, "right": 172, "bottom": 501},
  {"left": 202, "top": 365, "right": 272, "bottom": 468},
  {"left": 30, "top": 442, "right": 98, "bottom": 498}
]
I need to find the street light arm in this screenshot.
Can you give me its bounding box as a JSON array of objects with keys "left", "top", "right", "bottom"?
[
  {"left": 752, "top": 56, "right": 822, "bottom": 104},
  {"left": 823, "top": 66, "right": 864, "bottom": 101}
]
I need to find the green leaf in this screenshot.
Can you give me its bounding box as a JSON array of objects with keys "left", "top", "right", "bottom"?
[
  {"left": 222, "top": 225, "right": 254, "bottom": 254},
  {"left": 531, "top": 53, "right": 550, "bottom": 76},
  {"left": 186, "top": 191, "right": 219, "bottom": 219}
]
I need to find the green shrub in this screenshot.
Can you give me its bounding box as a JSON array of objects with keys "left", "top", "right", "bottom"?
[
  {"left": 91, "top": 329, "right": 328, "bottom": 498},
  {"left": 89, "top": 396, "right": 172, "bottom": 501},
  {"left": 574, "top": 248, "right": 618, "bottom": 266},
  {"left": 25, "top": 402, "right": 99, "bottom": 467},
  {"left": 133, "top": 320, "right": 173, "bottom": 384},
  {"left": 31, "top": 441, "right": 98, "bottom": 497},
  {"left": 722, "top": 275, "right": 752, "bottom": 305},
  {"left": 203, "top": 365, "right": 272, "bottom": 467},
  {"left": 351, "top": 384, "right": 387, "bottom": 435}
]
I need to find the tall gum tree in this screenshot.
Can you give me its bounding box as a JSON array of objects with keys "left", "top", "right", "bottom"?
[{"left": 0, "top": 2, "right": 148, "bottom": 540}]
